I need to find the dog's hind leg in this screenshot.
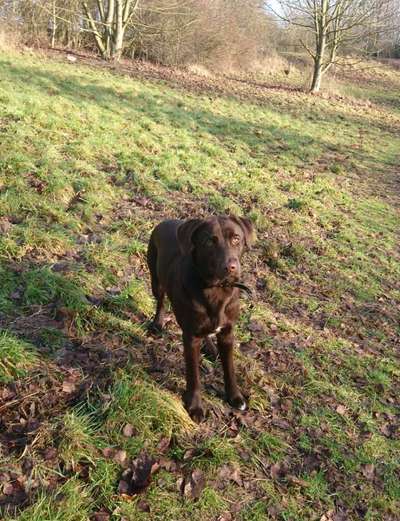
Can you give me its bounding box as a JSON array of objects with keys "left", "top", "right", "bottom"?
[
  {"left": 152, "top": 288, "right": 166, "bottom": 332},
  {"left": 147, "top": 236, "right": 166, "bottom": 333}
]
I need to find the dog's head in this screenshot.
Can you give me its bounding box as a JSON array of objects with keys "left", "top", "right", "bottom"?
[{"left": 177, "top": 215, "right": 255, "bottom": 286}]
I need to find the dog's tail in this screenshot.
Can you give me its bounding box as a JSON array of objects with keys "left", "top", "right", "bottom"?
[{"left": 147, "top": 232, "right": 160, "bottom": 299}]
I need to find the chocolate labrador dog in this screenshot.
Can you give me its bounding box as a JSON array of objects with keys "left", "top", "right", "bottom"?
[{"left": 147, "top": 215, "right": 254, "bottom": 421}]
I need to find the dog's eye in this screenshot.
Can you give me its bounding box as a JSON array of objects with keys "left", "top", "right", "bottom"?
[
  {"left": 205, "top": 237, "right": 215, "bottom": 247},
  {"left": 231, "top": 235, "right": 240, "bottom": 246}
]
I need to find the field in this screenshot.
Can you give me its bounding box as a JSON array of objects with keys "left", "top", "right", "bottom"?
[{"left": 0, "top": 48, "right": 399, "bottom": 521}]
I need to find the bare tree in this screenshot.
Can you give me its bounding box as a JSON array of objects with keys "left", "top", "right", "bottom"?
[
  {"left": 123, "top": 0, "right": 197, "bottom": 64},
  {"left": 0, "top": 0, "right": 85, "bottom": 48},
  {"left": 1, "top": 0, "right": 277, "bottom": 68},
  {"left": 363, "top": 0, "right": 400, "bottom": 58},
  {"left": 81, "top": 0, "right": 140, "bottom": 60},
  {"left": 267, "top": 0, "right": 397, "bottom": 92}
]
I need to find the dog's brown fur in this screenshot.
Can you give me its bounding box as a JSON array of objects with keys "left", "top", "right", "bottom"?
[{"left": 147, "top": 215, "right": 254, "bottom": 421}]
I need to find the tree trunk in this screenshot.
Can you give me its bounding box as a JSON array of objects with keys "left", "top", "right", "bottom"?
[
  {"left": 105, "top": 0, "right": 115, "bottom": 59},
  {"left": 310, "top": 0, "right": 328, "bottom": 93},
  {"left": 112, "top": 0, "right": 125, "bottom": 60},
  {"left": 83, "top": 0, "right": 134, "bottom": 61},
  {"left": 51, "top": 0, "right": 57, "bottom": 48},
  {"left": 310, "top": 58, "right": 323, "bottom": 92}
]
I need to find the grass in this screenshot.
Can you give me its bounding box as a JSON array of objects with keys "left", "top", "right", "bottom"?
[
  {"left": 10, "top": 478, "right": 94, "bottom": 521},
  {"left": 105, "top": 370, "right": 197, "bottom": 448},
  {"left": 0, "top": 48, "right": 399, "bottom": 520},
  {"left": 0, "top": 331, "right": 39, "bottom": 382}
]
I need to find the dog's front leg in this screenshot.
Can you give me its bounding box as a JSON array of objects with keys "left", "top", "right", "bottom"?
[
  {"left": 217, "top": 325, "right": 246, "bottom": 411},
  {"left": 182, "top": 332, "right": 205, "bottom": 422}
]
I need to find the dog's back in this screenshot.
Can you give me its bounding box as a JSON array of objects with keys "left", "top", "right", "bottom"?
[{"left": 147, "top": 219, "right": 182, "bottom": 296}]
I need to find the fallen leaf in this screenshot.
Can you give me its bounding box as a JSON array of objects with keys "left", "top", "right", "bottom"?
[
  {"left": 113, "top": 450, "right": 128, "bottom": 467},
  {"left": 122, "top": 423, "right": 135, "bottom": 437},
  {"left": 335, "top": 405, "right": 346, "bottom": 415},
  {"left": 302, "top": 454, "right": 321, "bottom": 472},
  {"left": 137, "top": 499, "right": 150, "bottom": 512},
  {"left": 92, "top": 510, "right": 110, "bottom": 521},
  {"left": 237, "top": 448, "right": 251, "bottom": 461},
  {"left": 156, "top": 436, "right": 171, "bottom": 453},
  {"left": 0, "top": 480, "right": 28, "bottom": 508},
  {"left": 379, "top": 423, "right": 393, "bottom": 437},
  {"left": 217, "top": 513, "right": 233, "bottom": 521},
  {"left": 2, "top": 388, "right": 15, "bottom": 400},
  {"left": 3, "top": 483, "right": 14, "bottom": 495},
  {"left": 117, "top": 451, "right": 154, "bottom": 496},
  {"left": 180, "top": 468, "right": 205, "bottom": 499},
  {"left": 183, "top": 448, "right": 196, "bottom": 460},
  {"left": 151, "top": 461, "right": 160, "bottom": 474},
  {"left": 268, "top": 505, "right": 282, "bottom": 517},
  {"left": 271, "top": 417, "right": 291, "bottom": 430},
  {"left": 0, "top": 218, "right": 12, "bottom": 234},
  {"left": 286, "top": 474, "right": 309, "bottom": 487},
  {"left": 62, "top": 380, "right": 76, "bottom": 393},
  {"left": 159, "top": 457, "right": 177, "bottom": 472},
  {"left": 361, "top": 463, "right": 375, "bottom": 480},
  {"left": 102, "top": 447, "right": 116, "bottom": 459},
  {"left": 44, "top": 447, "right": 58, "bottom": 460},
  {"left": 270, "top": 462, "right": 288, "bottom": 480},
  {"left": 248, "top": 320, "right": 264, "bottom": 333},
  {"left": 332, "top": 510, "right": 349, "bottom": 521},
  {"left": 219, "top": 464, "right": 242, "bottom": 486}
]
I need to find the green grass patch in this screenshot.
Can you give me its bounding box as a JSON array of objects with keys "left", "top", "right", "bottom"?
[
  {"left": 0, "top": 331, "right": 39, "bottom": 382},
  {"left": 105, "top": 370, "right": 196, "bottom": 452}
]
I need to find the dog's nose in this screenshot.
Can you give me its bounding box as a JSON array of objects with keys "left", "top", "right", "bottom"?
[{"left": 225, "top": 260, "right": 237, "bottom": 274}]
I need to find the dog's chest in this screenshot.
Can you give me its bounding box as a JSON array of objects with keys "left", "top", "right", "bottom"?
[
  {"left": 206, "top": 314, "right": 224, "bottom": 335},
  {"left": 195, "top": 290, "right": 232, "bottom": 335}
]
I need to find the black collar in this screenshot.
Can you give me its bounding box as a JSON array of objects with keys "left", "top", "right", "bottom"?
[
  {"left": 188, "top": 256, "right": 253, "bottom": 298},
  {"left": 215, "top": 280, "right": 253, "bottom": 297},
  {"left": 230, "top": 281, "right": 253, "bottom": 297}
]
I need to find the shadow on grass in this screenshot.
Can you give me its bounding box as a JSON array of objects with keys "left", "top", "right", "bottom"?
[
  {"left": 3, "top": 57, "right": 398, "bottom": 204},
  {"left": 1, "top": 57, "right": 397, "bottom": 140},
  {"left": 0, "top": 256, "right": 186, "bottom": 411},
  {"left": 0, "top": 259, "right": 176, "bottom": 474}
]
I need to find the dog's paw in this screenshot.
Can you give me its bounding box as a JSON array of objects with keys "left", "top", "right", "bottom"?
[
  {"left": 183, "top": 391, "right": 206, "bottom": 423},
  {"left": 228, "top": 393, "right": 247, "bottom": 411},
  {"left": 147, "top": 320, "right": 163, "bottom": 335},
  {"left": 188, "top": 405, "right": 206, "bottom": 423}
]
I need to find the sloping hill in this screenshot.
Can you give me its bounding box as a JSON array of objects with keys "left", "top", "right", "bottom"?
[{"left": 0, "top": 49, "right": 399, "bottom": 521}]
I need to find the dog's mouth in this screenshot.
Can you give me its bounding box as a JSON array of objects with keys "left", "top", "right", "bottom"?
[
  {"left": 205, "top": 276, "right": 252, "bottom": 296},
  {"left": 195, "top": 262, "right": 249, "bottom": 292},
  {"left": 205, "top": 272, "right": 238, "bottom": 287},
  {"left": 219, "top": 276, "right": 239, "bottom": 286},
  {"left": 199, "top": 273, "right": 252, "bottom": 297}
]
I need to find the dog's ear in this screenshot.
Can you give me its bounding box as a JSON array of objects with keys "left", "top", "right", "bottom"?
[
  {"left": 177, "top": 219, "right": 205, "bottom": 255},
  {"left": 231, "top": 216, "right": 256, "bottom": 248}
]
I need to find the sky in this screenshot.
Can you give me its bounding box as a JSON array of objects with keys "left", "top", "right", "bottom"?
[{"left": 265, "top": 0, "right": 284, "bottom": 17}]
